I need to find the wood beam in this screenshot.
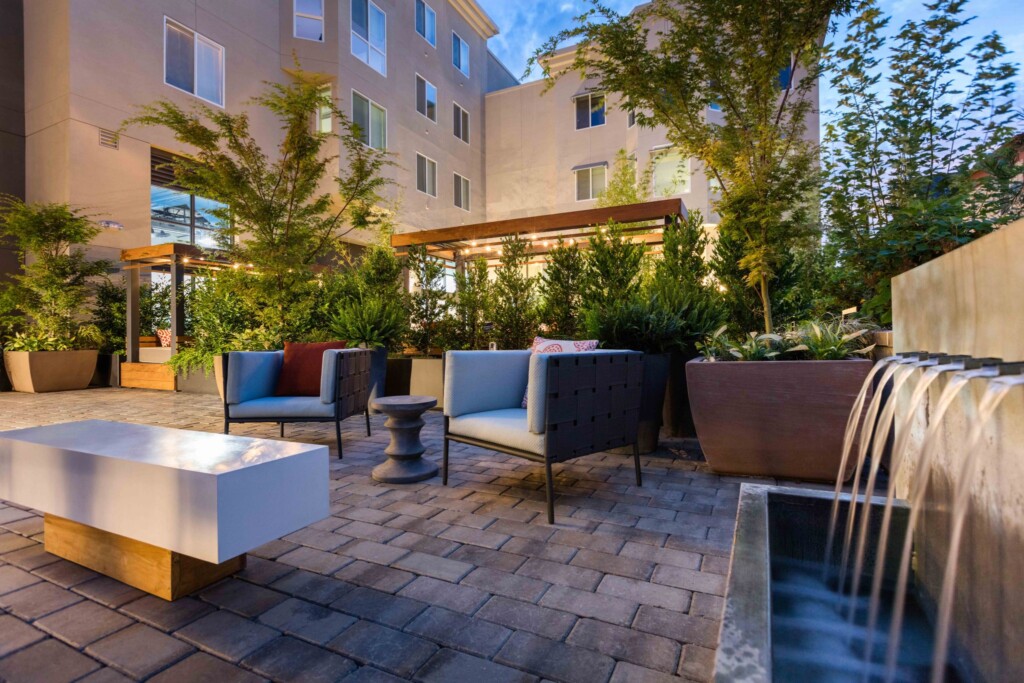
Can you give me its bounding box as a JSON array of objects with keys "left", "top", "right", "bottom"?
[{"left": 391, "top": 199, "right": 685, "bottom": 248}]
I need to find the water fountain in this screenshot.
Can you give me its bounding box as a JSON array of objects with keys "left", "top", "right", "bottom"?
[{"left": 713, "top": 218, "right": 1024, "bottom": 682}]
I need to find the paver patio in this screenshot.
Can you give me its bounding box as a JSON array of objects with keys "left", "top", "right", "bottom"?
[{"left": 0, "top": 388, "right": 774, "bottom": 682}]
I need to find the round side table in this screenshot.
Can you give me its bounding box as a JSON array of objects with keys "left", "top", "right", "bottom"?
[{"left": 370, "top": 395, "right": 438, "bottom": 484}]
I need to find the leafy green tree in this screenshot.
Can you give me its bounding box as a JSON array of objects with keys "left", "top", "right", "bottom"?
[
  {"left": 91, "top": 278, "right": 172, "bottom": 355},
  {"left": 443, "top": 258, "right": 491, "bottom": 350},
  {"left": 538, "top": 239, "right": 586, "bottom": 338},
  {"left": 0, "top": 197, "right": 109, "bottom": 346},
  {"left": 583, "top": 222, "right": 645, "bottom": 312},
  {"left": 492, "top": 236, "right": 539, "bottom": 349},
  {"left": 406, "top": 245, "right": 448, "bottom": 354},
  {"left": 657, "top": 211, "right": 710, "bottom": 290},
  {"left": 596, "top": 149, "right": 653, "bottom": 209},
  {"left": 821, "top": 0, "right": 1022, "bottom": 322},
  {"left": 533, "top": 0, "right": 846, "bottom": 332},
  {"left": 124, "top": 69, "right": 392, "bottom": 343}
]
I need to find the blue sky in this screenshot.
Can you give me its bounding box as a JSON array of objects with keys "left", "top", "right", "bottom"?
[{"left": 479, "top": 0, "right": 1024, "bottom": 113}]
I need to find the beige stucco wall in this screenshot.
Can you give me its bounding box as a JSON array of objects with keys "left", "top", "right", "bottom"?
[{"left": 891, "top": 217, "right": 1024, "bottom": 682}]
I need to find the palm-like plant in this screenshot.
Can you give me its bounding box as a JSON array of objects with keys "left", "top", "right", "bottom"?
[
  {"left": 331, "top": 295, "right": 408, "bottom": 351},
  {"left": 785, "top": 318, "right": 876, "bottom": 360}
]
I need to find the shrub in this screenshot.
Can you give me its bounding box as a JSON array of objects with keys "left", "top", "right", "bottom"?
[
  {"left": 406, "top": 245, "right": 448, "bottom": 354},
  {"left": 538, "top": 239, "right": 586, "bottom": 338},
  {"left": 491, "top": 236, "right": 538, "bottom": 350},
  {"left": 331, "top": 294, "right": 408, "bottom": 351},
  {"left": 443, "top": 258, "right": 491, "bottom": 350}
]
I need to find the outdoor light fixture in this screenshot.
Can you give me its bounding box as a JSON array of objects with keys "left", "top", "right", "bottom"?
[
  {"left": 99, "top": 220, "right": 124, "bottom": 231},
  {"left": 182, "top": 258, "right": 190, "bottom": 264},
  {"left": 233, "top": 264, "right": 240, "bottom": 270}
]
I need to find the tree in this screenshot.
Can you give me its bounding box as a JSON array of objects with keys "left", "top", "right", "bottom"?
[
  {"left": 443, "top": 258, "right": 491, "bottom": 350},
  {"left": 0, "top": 197, "right": 109, "bottom": 346},
  {"left": 583, "top": 222, "right": 645, "bottom": 312},
  {"left": 124, "top": 69, "right": 392, "bottom": 343},
  {"left": 657, "top": 211, "right": 710, "bottom": 290},
  {"left": 539, "top": 239, "right": 587, "bottom": 338},
  {"left": 533, "top": 0, "right": 848, "bottom": 332},
  {"left": 492, "top": 236, "right": 539, "bottom": 349},
  {"left": 406, "top": 245, "right": 448, "bottom": 354},
  {"left": 821, "top": 0, "right": 1022, "bottom": 322},
  {"left": 597, "top": 149, "right": 653, "bottom": 209}
]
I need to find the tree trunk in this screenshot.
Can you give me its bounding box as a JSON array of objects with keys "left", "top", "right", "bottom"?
[{"left": 760, "top": 273, "right": 773, "bottom": 334}]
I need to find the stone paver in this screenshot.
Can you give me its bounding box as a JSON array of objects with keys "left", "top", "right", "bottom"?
[{"left": 0, "top": 388, "right": 780, "bottom": 682}]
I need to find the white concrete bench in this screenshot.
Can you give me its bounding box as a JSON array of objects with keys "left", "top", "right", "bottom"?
[{"left": 0, "top": 419, "right": 328, "bottom": 600}]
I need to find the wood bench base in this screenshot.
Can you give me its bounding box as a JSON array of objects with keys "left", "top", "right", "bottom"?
[{"left": 43, "top": 515, "right": 245, "bottom": 601}]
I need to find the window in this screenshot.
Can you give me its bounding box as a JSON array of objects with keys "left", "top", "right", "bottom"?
[
  {"left": 416, "top": 154, "right": 437, "bottom": 197},
  {"left": 628, "top": 109, "right": 636, "bottom": 128},
  {"left": 294, "top": 0, "right": 324, "bottom": 41},
  {"left": 778, "top": 63, "right": 793, "bottom": 89},
  {"left": 708, "top": 101, "right": 721, "bottom": 111},
  {"left": 652, "top": 150, "right": 691, "bottom": 196},
  {"left": 415, "top": 0, "right": 436, "bottom": 47},
  {"left": 453, "top": 103, "right": 470, "bottom": 144},
  {"left": 150, "top": 149, "right": 228, "bottom": 248},
  {"left": 352, "top": 91, "right": 386, "bottom": 149},
  {"left": 415, "top": 75, "right": 437, "bottom": 122},
  {"left": 352, "top": 0, "right": 386, "bottom": 76},
  {"left": 315, "top": 85, "right": 332, "bottom": 133},
  {"left": 575, "top": 93, "right": 605, "bottom": 130},
  {"left": 164, "top": 18, "right": 224, "bottom": 106},
  {"left": 453, "top": 173, "right": 470, "bottom": 210},
  {"left": 452, "top": 32, "right": 470, "bottom": 77},
  {"left": 574, "top": 165, "right": 607, "bottom": 201}
]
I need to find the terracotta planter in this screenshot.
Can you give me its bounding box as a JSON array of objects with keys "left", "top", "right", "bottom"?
[
  {"left": 686, "top": 357, "right": 872, "bottom": 482},
  {"left": 3, "top": 350, "right": 99, "bottom": 393}
]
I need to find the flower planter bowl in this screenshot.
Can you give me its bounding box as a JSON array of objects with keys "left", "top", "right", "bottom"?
[
  {"left": 686, "top": 357, "right": 872, "bottom": 482},
  {"left": 3, "top": 350, "right": 99, "bottom": 393}
]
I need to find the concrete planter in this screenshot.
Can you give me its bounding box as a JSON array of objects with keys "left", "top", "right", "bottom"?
[
  {"left": 686, "top": 357, "right": 872, "bottom": 482},
  {"left": 409, "top": 357, "right": 444, "bottom": 409},
  {"left": 662, "top": 349, "right": 700, "bottom": 439},
  {"left": 0, "top": 353, "right": 11, "bottom": 391},
  {"left": 90, "top": 353, "right": 122, "bottom": 387},
  {"left": 385, "top": 357, "right": 412, "bottom": 396},
  {"left": 177, "top": 366, "right": 220, "bottom": 395},
  {"left": 367, "top": 347, "right": 388, "bottom": 412},
  {"left": 3, "top": 349, "right": 99, "bottom": 393}
]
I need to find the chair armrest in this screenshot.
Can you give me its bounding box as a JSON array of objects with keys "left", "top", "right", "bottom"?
[
  {"left": 321, "top": 349, "right": 372, "bottom": 419},
  {"left": 444, "top": 351, "right": 531, "bottom": 418},
  {"left": 541, "top": 351, "right": 645, "bottom": 461},
  {"left": 224, "top": 351, "right": 284, "bottom": 405}
]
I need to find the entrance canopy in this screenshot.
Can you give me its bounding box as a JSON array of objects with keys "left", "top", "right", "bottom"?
[{"left": 390, "top": 198, "right": 687, "bottom": 262}]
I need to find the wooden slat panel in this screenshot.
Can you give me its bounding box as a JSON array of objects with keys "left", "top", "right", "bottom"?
[
  {"left": 390, "top": 198, "right": 684, "bottom": 248},
  {"left": 121, "top": 363, "right": 176, "bottom": 391},
  {"left": 44, "top": 515, "right": 244, "bottom": 601}
]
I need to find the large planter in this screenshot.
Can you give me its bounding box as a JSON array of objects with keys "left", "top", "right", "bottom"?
[
  {"left": 177, "top": 366, "right": 220, "bottom": 395},
  {"left": 385, "top": 357, "right": 412, "bottom": 396},
  {"left": 662, "top": 349, "right": 700, "bottom": 438},
  {"left": 0, "top": 353, "right": 11, "bottom": 391},
  {"left": 3, "top": 349, "right": 99, "bottom": 393},
  {"left": 368, "top": 347, "right": 388, "bottom": 412},
  {"left": 90, "top": 353, "right": 122, "bottom": 388},
  {"left": 409, "top": 357, "right": 444, "bottom": 409},
  {"left": 686, "top": 357, "right": 872, "bottom": 482}
]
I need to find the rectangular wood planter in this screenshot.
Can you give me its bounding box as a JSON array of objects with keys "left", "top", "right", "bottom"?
[
  {"left": 686, "top": 358, "right": 872, "bottom": 482},
  {"left": 121, "top": 362, "right": 176, "bottom": 391}
]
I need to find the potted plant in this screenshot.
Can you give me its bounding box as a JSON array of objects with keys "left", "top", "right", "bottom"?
[
  {"left": 584, "top": 293, "right": 686, "bottom": 453},
  {"left": 0, "top": 197, "right": 109, "bottom": 393},
  {"left": 686, "top": 318, "right": 876, "bottom": 482},
  {"left": 332, "top": 293, "right": 408, "bottom": 408},
  {"left": 405, "top": 246, "right": 448, "bottom": 402}
]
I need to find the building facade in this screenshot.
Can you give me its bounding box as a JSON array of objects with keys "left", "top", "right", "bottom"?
[{"left": 4, "top": 0, "right": 818, "bottom": 276}]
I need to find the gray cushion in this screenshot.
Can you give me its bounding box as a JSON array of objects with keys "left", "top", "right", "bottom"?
[
  {"left": 229, "top": 396, "right": 336, "bottom": 419},
  {"left": 225, "top": 351, "right": 283, "bottom": 405},
  {"left": 448, "top": 408, "right": 545, "bottom": 455},
  {"left": 526, "top": 350, "right": 638, "bottom": 434},
  {"left": 444, "top": 351, "right": 531, "bottom": 418},
  {"left": 320, "top": 348, "right": 360, "bottom": 404}
]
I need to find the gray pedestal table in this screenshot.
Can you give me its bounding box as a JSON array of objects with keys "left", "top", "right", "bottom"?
[{"left": 371, "top": 395, "right": 438, "bottom": 484}]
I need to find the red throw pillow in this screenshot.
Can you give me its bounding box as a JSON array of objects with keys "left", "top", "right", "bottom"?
[{"left": 274, "top": 341, "right": 348, "bottom": 397}]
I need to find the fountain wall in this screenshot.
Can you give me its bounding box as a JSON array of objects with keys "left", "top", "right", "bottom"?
[{"left": 892, "top": 217, "right": 1024, "bottom": 682}]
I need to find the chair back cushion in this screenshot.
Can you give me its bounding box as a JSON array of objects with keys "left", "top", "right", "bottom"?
[
  {"left": 522, "top": 337, "right": 599, "bottom": 408},
  {"left": 275, "top": 341, "right": 348, "bottom": 396},
  {"left": 225, "top": 351, "right": 284, "bottom": 405},
  {"left": 444, "top": 351, "right": 531, "bottom": 418},
  {"left": 526, "top": 349, "right": 635, "bottom": 434}
]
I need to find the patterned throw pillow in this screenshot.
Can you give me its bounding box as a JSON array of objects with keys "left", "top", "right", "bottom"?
[
  {"left": 155, "top": 328, "right": 172, "bottom": 348},
  {"left": 522, "top": 336, "right": 599, "bottom": 408}
]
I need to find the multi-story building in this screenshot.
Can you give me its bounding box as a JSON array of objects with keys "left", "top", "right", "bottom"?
[{"left": 2, "top": 0, "right": 818, "bottom": 277}]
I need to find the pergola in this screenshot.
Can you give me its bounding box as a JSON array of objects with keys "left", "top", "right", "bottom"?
[{"left": 390, "top": 198, "right": 688, "bottom": 267}]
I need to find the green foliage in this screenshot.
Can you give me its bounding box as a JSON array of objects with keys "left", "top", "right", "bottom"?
[
  {"left": 442, "top": 258, "right": 491, "bottom": 350},
  {"left": 583, "top": 222, "right": 645, "bottom": 312},
  {"left": 166, "top": 269, "right": 252, "bottom": 376},
  {"left": 123, "top": 68, "right": 393, "bottom": 344},
  {"left": 533, "top": 0, "right": 845, "bottom": 333},
  {"left": 785, "top": 317, "right": 877, "bottom": 360},
  {"left": 538, "top": 240, "right": 586, "bottom": 338},
  {"left": 697, "top": 326, "right": 788, "bottom": 361},
  {"left": 0, "top": 196, "right": 110, "bottom": 347},
  {"left": 406, "top": 245, "right": 448, "bottom": 354},
  {"left": 4, "top": 331, "right": 70, "bottom": 352},
  {"left": 821, "top": 0, "right": 1023, "bottom": 322},
  {"left": 331, "top": 294, "right": 408, "bottom": 350},
  {"left": 658, "top": 211, "right": 709, "bottom": 288},
  {"left": 91, "top": 278, "right": 173, "bottom": 355},
  {"left": 584, "top": 293, "right": 686, "bottom": 354},
  {"left": 491, "top": 236, "right": 539, "bottom": 349},
  {"left": 596, "top": 150, "right": 653, "bottom": 209}
]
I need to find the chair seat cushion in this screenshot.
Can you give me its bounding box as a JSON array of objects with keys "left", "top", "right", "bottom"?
[
  {"left": 230, "top": 396, "right": 336, "bottom": 419},
  {"left": 275, "top": 341, "right": 347, "bottom": 397},
  {"left": 449, "top": 409, "right": 545, "bottom": 455}
]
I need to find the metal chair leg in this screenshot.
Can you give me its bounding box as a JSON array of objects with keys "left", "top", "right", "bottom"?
[
  {"left": 365, "top": 407, "right": 371, "bottom": 437},
  {"left": 442, "top": 437, "right": 450, "bottom": 486},
  {"left": 545, "top": 459, "right": 555, "bottom": 524},
  {"left": 280, "top": 422, "right": 284, "bottom": 438},
  {"left": 335, "top": 419, "right": 343, "bottom": 459},
  {"left": 224, "top": 420, "right": 229, "bottom": 435},
  {"left": 633, "top": 441, "right": 642, "bottom": 487}
]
